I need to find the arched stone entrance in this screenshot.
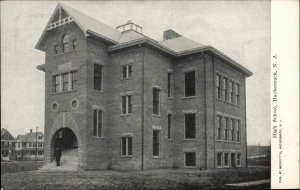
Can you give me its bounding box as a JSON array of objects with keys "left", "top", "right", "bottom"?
[
  {"left": 51, "top": 128, "right": 78, "bottom": 161},
  {"left": 46, "top": 112, "right": 83, "bottom": 169}
]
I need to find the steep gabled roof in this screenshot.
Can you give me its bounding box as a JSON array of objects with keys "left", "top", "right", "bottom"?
[
  {"left": 35, "top": 2, "right": 121, "bottom": 50},
  {"left": 36, "top": 3, "right": 252, "bottom": 77},
  {"left": 1, "top": 128, "right": 15, "bottom": 140}
]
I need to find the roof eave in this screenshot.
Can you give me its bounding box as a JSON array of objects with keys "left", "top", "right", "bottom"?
[
  {"left": 86, "top": 30, "right": 118, "bottom": 45},
  {"left": 36, "top": 64, "right": 46, "bottom": 72},
  {"left": 108, "top": 40, "right": 252, "bottom": 77}
]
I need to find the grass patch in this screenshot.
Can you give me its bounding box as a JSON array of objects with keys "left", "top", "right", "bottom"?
[
  {"left": 1, "top": 161, "right": 44, "bottom": 175},
  {"left": 1, "top": 167, "right": 270, "bottom": 190}
]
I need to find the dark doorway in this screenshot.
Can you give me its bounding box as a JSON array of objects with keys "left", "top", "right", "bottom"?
[
  {"left": 53, "top": 128, "right": 78, "bottom": 150},
  {"left": 231, "top": 153, "right": 236, "bottom": 168},
  {"left": 51, "top": 128, "right": 78, "bottom": 163}
]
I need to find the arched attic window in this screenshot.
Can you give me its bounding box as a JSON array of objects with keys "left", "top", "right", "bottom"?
[{"left": 62, "top": 34, "right": 70, "bottom": 53}]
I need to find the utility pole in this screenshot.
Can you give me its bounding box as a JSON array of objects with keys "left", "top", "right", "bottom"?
[{"left": 35, "top": 126, "right": 38, "bottom": 163}]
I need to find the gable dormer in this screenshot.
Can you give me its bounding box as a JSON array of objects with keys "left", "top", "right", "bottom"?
[{"left": 35, "top": 3, "right": 121, "bottom": 52}]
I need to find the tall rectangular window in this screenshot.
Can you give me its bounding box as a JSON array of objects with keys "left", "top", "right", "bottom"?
[
  {"left": 62, "top": 73, "right": 69, "bottom": 92},
  {"left": 231, "top": 119, "right": 235, "bottom": 141},
  {"left": 216, "top": 74, "right": 221, "bottom": 99},
  {"left": 237, "top": 153, "right": 241, "bottom": 166},
  {"left": 153, "top": 88, "right": 160, "bottom": 115},
  {"left": 185, "top": 71, "right": 195, "bottom": 97},
  {"left": 168, "top": 114, "right": 172, "bottom": 139},
  {"left": 217, "top": 115, "right": 222, "bottom": 140},
  {"left": 122, "top": 65, "right": 133, "bottom": 79},
  {"left": 93, "top": 110, "right": 102, "bottom": 137},
  {"left": 224, "top": 153, "right": 229, "bottom": 166},
  {"left": 71, "top": 71, "right": 78, "bottom": 90},
  {"left": 153, "top": 130, "right": 160, "bottom": 156},
  {"left": 235, "top": 84, "right": 240, "bottom": 105},
  {"left": 185, "top": 152, "right": 196, "bottom": 167},
  {"left": 217, "top": 152, "right": 222, "bottom": 167},
  {"left": 121, "top": 136, "right": 132, "bottom": 156},
  {"left": 236, "top": 120, "right": 241, "bottom": 142},
  {"left": 229, "top": 81, "right": 234, "bottom": 103},
  {"left": 94, "top": 64, "right": 103, "bottom": 91},
  {"left": 222, "top": 77, "right": 228, "bottom": 101},
  {"left": 121, "top": 95, "right": 133, "bottom": 114},
  {"left": 168, "top": 72, "right": 172, "bottom": 97},
  {"left": 224, "top": 117, "right": 229, "bottom": 141},
  {"left": 52, "top": 75, "right": 60, "bottom": 93},
  {"left": 185, "top": 114, "right": 196, "bottom": 139}
]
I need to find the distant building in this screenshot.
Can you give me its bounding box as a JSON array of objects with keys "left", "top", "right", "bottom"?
[
  {"left": 15, "top": 129, "right": 45, "bottom": 161},
  {"left": 36, "top": 3, "right": 252, "bottom": 170},
  {"left": 1, "top": 128, "right": 16, "bottom": 160}
]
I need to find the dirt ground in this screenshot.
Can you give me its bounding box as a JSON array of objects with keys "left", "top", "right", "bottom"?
[{"left": 1, "top": 166, "right": 270, "bottom": 190}]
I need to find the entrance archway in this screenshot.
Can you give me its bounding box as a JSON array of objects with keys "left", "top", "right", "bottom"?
[{"left": 50, "top": 128, "right": 79, "bottom": 166}]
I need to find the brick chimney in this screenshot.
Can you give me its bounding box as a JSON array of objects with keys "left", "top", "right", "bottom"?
[
  {"left": 30, "top": 129, "right": 32, "bottom": 133},
  {"left": 163, "top": 29, "right": 181, "bottom": 40}
]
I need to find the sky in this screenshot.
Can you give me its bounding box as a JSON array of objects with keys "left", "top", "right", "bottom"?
[{"left": 1, "top": 1, "right": 270, "bottom": 145}]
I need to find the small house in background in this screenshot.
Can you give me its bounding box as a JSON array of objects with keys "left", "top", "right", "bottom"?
[
  {"left": 15, "top": 129, "right": 45, "bottom": 161},
  {"left": 1, "top": 128, "right": 16, "bottom": 161}
]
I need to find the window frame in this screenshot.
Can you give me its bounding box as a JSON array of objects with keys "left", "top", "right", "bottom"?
[
  {"left": 236, "top": 120, "right": 241, "bottom": 142},
  {"left": 52, "top": 75, "right": 60, "bottom": 93},
  {"left": 224, "top": 117, "right": 229, "bottom": 141},
  {"left": 217, "top": 152, "right": 223, "bottom": 167},
  {"left": 222, "top": 77, "right": 228, "bottom": 101},
  {"left": 229, "top": 80, "right": 234, "bottom": 103},
  {"left": 70, "top": 71, "right": 78, "bottom": 91},
  {"left": 93, "top": 64, "right": 103, "bottom": 92},
  {"left": 152, "top": 129, "right": 161, "bottom": 157},
  {"left": 62, "top": 72, "right": 69, "bottom": 92},
  {"left": 167, "top": 72, "right": 172, "bottom": 98},
  {"left": 184, "top": 152, "right": 197, "bottom": 168},
  {"left": 184, "top": 71, "right": 196, "bottom": 97},
  {"left": 121, "top": 136, "right": 133, "bottom": 157},
  {"left": 216, "top": 115, "right": 222, "bottom": 140},
  {"left": 122, "top": 64, "right": 133, "bottom": 79},
  {"left": 224, "top": 152, "right": 230, "bottom": 167},
  {"left": 184, "top": 113, "right": 196, "bottom": 140},
  {"left": 236, "top": 153, "right": 241, "bottom": 166},
  {"left": 62, "top": 34, "right": 70, "bottom": 53},
  {"left": 231, "top": 118, "right": 235, "bottom": 141},
  {"left": 167, "top": 114, "right": 172, "bottom": 140},
  {"left": 216, "top": 74, "right": 221, "bottom": 99},
  {"left": 121, "top": 95, "right": 133, "bottom": 115},
  {"left": 152, "top": 88, "right": 160, "bottom": 116},
  {"left": 93, "top": 109, "right": 103, "bottom": 138},
  {"left": 235, "top": 83, "right": 240, "bottom": 105}
]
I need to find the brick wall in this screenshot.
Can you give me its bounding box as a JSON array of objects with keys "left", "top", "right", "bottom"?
[{"left": 41, "top": 22, "right": 248, "bottom": 170}]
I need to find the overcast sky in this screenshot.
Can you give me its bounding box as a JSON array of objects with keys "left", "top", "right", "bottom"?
[{"left": 1, "top": 1, "right": 270, "bottom": 145}]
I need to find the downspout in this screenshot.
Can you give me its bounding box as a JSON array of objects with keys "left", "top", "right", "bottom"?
[
  {"left": 212, "top": 56, "right": 216, "bottom": 168},
  {"left": 203, "top": 52, "right": 208, "bottom": 170},
  {"left": 245, "top": 81, "right": 248, "bottom": 168},
  {"left": 140, "top": 44, "right": 145, "bottom": 170}
]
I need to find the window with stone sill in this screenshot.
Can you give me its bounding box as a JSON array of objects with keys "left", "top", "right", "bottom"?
[
  {"left": 184, "top": 71, "right": 196, "bottom": 97},
  {"left": 121, "top": 95, "right": 133, "bottom": 115},
  {"left": 93, "top": 110, "right": 103, "bottom": 137},
  {"left": 185, "top": 152, "right": 196, "bottom": 167},
  {"left": 122, "top": 64, "right": 133, "bottom": 79},
  {"left": 121, "top": 136, "right": 132, "bottom": 156},
  {"left": 153, "top": 130, "right": 161, "bottom": 157}
]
